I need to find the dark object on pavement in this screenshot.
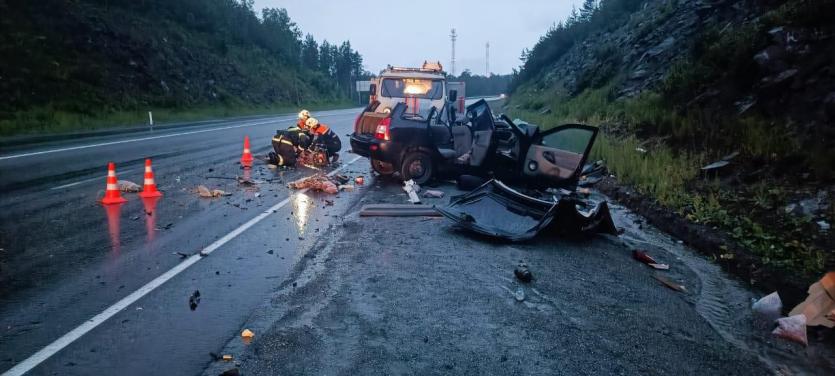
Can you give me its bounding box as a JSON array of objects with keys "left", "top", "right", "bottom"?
[
  {"left": 359, "top": 204, "right": 441, "bottom": 217},
  {"left": 514, "top": 265, "right": 533, "bottom": 283},
  {"left": 437, "top": 179, "right": 617, "bottom": 241},
  {"left": 219, "top": 368, "right": 241, "bottom": 376},
  {"left": 457, "top": 175, "right": 488, "bottom": 191},
  {"left": 189, "top": 290, "right": 201, "bottom": 311}
]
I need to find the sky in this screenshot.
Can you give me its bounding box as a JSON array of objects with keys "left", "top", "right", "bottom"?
[{"left": 253, "top": 0, "right": 583, "bottom": 76}]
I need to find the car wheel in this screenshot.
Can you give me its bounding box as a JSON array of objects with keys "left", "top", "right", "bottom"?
[
  {"left": 400, "top": 151, "right": 433, "bottom": 184},
  {"left": 371, "top": 159, "right": 394, "bottom": 175}
]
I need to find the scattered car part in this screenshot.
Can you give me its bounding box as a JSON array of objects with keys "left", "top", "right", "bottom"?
[
  {"left": 752, "top": 291, "right": 783, "bottom": 322},
  {"left": 403, "top": 179, "right": 421, "bottom": 204},
  {"left": 772, "top": 314, "right": 808, "bottom": 346},
  {"left": 437, "top": 179, "right": 617, "bottom": 241},
  {"left": 632, "top": 250, "right": 670, "bottom": 270},
  {"left": 423, "top": 189, "right": 444, "bottom": 198},
  {"left": 359, "top": 204, "right": 440, "bottom": 217},
  {"left": 653, "top": 275, "right": 686, "bottom": 293},
  {"left": 514, "top": 264, "right": 533, "bottom": 283}
]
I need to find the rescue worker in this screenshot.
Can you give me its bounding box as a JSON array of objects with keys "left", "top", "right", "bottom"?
[
  {"left": 305, "top": 117, "right": 342, "bottom": 163},
  {"left": 297, "top": 109, "right": 311, "bottom": 129}
]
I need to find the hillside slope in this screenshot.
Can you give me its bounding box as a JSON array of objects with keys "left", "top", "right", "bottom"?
[
  {"left": 0, "top": 0, "right": 364, "bottom": 136},
  {"left": 509, "top": 0, "right": 834, "bottom": 288}
]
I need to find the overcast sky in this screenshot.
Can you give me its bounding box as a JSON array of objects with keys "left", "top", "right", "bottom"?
[{"left": 253, "top": 0, "right": 583, "bottom": 76}]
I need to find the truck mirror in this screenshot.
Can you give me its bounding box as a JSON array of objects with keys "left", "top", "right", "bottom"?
[{"left": 448, "top": 90, "right": 458, "bottom": 102}]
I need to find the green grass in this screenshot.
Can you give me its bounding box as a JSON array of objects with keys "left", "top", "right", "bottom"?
[{"left": 0, "top": 100, "right": 355, "bottom": 137}]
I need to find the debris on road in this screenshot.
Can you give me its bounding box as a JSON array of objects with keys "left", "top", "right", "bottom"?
[
  {"left": 173, "top": 251, "right": 189, "bottom": 259},
  {"left": 403, "top": 179, "right": 421, "bottom": 204},
  {"left": 772, "top": 314, "right": 808, "bottom": 346},
  {"left": 339, "top": 184, "right": 354, "bottom": 192},
  {"left": 197, "top": 185, "right": 231, "bottom": 198},
  {"left": 751, "top": 291, "right": 783, "bottom": 322},
  {"left": 514, "top": 288, "right": 525, "bottom": 302},
  {"left": 438, "top": 180, "right": 617, "bottom": 241},
  {"left": 288, "top": 174, "right": 338, "bottom": 194},
  {"left": 237, "top": 175, "right": 262, "bottom": 186},
  {"left": 422, "top": 189, "right": 444, "bottom": 199},
  {"left": 189, "top": 290, "right": 201, "bottom": 311},
  {"left": 788, "top": 272, "right": 835, "bottom": 328},
  {"left": 241, "top": 329, "right": 254, "bottom": 344},
  {"left": 222, "top": 354, "right": 233, "bottom": 361},
  {"left": 355, "top": 176, "right": 365, "bottom": 185},
  {"left": 632, "top": 250, "right": 670, "bottom": 270},
  {"left": 117, "top": 180, "right": 141, "bottom": 193},
  {"left": 653, "top": 274, "right": 686, "bottom": 293},
  {"left": 514, "top": 264, "right": 533, "bottom": 283},
  {"left": 219, "top": 368, "right": 240, "bottom": 376},
  {"left": 359, "top": 204, "right": 440, "bottom": 217}
]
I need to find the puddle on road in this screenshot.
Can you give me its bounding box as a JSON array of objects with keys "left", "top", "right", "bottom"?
[
  {"left": 605, "top": 200, "right": 835, "bottom": 374},
  {"left": 292, "top": 193, "right": 313, "bottom": 236}
]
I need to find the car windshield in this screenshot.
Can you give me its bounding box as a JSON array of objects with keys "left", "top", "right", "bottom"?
[{"left": 380, "top": 78, "right": 444, "bottom": 99}]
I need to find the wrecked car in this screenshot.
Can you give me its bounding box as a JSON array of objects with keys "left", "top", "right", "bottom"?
[
  {"left": 437, "top": 179, "right": 617, "bottom": 241},
  {"left": 350, "top": 98, "right": 598, "bottom": 189}
]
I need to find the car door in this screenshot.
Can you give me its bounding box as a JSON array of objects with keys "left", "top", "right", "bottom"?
[{"left": 522, "top": 124, "right": 598, "bottom": 184}]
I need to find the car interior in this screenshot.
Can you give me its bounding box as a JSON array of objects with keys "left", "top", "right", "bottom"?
[{"left": 391, "top": 99, "right": 596, "bottom": 183}]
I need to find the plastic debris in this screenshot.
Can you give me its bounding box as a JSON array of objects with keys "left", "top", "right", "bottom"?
[
  {"left": 288, "top": 175, "right": 338, "bottom": 194},
  {"left": 355, "top": 176, "right": 365, "bottom": 185},
  {"left": 772, "top": 314, "right": 808, "bottom": 346},
  {"left": 632, "top": 250, "right": 669, "bottom": 270},
  {"left": 117, "top": 180, "right": 141, "bottom": 193},
  {"left": 338, "top": 184, "right": 355, "bottom": 192},
  {"left": 514, "top": 288, "right": 525, "bottom": 302},
  {"left": 403, "top": 179, "right": 421, "bottom": 204},
  {"left": 701, "top": 160, "right": 730, "bottom": 171},
  {"left": 222, "top": 354, "right": 233, "bottom": 361},
  {"left": 751, "top": 292, "right": 783, "bottom": 322},
  {"left": 422, "top": 190, "right": 444, "bottom": 198},
  {"left": 788, "top": 272, "right": 835, "bottom": 328},
  {"left": 197, "top": 185, "right": 231, "bottom": 198},
  {"left": 241, "top": 329, "right": 254, "bottom": 338},
  {"left": 653, "top": 275, "right": 686, "bottom": 293}
]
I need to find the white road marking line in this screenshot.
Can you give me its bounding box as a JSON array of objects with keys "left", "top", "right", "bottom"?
[
  {"left": 0, "top": 118, "right": 289, "bottom": 161},
  {"left": 49, "top": 169, "right": 135, "bottom": 190},
  {"left": 2, "top": 155, "right": 363, "bottom": 376},
  {"left": 0, "top": 110, "right": 358, "bottom": 161}
]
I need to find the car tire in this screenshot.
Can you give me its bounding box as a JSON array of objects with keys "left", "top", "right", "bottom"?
[
  {"left": 400, "top": 151, "right": 433, "bottom": 185},
  {"left": 371, "top": 159, "right": 394, "bottom": 175}
]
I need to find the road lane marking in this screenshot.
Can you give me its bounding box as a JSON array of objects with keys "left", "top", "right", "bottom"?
[
  {"left": 2, "top": 155, "right": 363, "bottom": 376},
  {"left": 0, "top": 118, "right": 290, "bottom": 161},
  {"left": 49, "top": 169, "right": 136, "bottom": 190},
  {"left": 0, "top": 109, "right": 359, "bottom": 161}
]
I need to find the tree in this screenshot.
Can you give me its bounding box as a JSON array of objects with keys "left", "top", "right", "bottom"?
[
  {"left": 301, "top": 34, "right": 319, "bottom": 69},
  {"left": 580, "top": 0, "right": 598, "bottom": 22}
]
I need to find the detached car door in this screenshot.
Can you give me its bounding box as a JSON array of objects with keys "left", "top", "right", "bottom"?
[{"left": 522, "top": 124, "right": 598, "bottom": 185}]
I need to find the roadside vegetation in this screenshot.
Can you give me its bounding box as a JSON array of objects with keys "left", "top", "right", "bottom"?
[
  {"left": 507, "top": 0, "right": 834, "bottom": 285},
  {"left": 0, "top": 0, "right": 369, "bottom": 136}
]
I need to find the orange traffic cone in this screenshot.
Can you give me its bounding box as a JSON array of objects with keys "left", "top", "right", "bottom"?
[
  {"left": 101, "top": 162, "right": 127, "bottom": 205},
  {"left": 240, "top": 136, "right": 254, "bottom": 168},
  {"left": 139, "top": 159, "right": 163, "bottom": 198}
]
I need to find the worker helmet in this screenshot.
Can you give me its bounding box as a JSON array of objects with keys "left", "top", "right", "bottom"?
[
  {"left": 305, "top": 117, "right": 319, "bottom": 128},
  {"left": 298, "top": 109, "right": 310, "bottom": 120}
]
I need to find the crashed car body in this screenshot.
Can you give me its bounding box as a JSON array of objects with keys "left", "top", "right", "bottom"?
[
  {"left": 350, "top": 99, "right": 598, "bottom": 188},
  {"left": 437, "top": 179, "right": 618, "bottom": 241}
]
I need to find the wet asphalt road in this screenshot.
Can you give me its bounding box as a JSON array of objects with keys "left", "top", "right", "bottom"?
[{"left": 0, "top": 107, "right": 367, "bottom": 375}]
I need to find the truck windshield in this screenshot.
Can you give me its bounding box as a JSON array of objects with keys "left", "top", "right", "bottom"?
[{"left": 380, "top": 78, "right": 443, "bottom": 99}]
